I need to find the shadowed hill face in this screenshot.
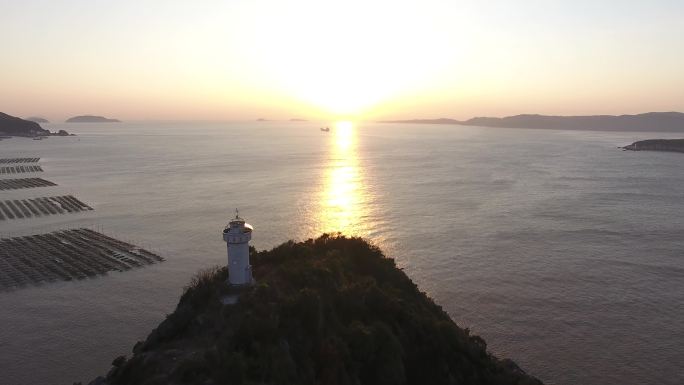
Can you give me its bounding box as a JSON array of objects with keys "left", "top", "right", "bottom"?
[
  {"left": 25, "top": 116, "right": 49, "bottom": 123},
  {"left": 92, "top": 235, "right": 542, "bottom": 385},
  {"left": 0, "top": 112, "right": 49, "bottom": 136}
]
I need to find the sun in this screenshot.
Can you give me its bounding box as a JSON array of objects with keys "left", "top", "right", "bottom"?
[
  {"left": 239, "top": 1, "right": 457, "bottom": 118},
  {"left": 273, "top": 52, "right": 401, "bottom": 117}
]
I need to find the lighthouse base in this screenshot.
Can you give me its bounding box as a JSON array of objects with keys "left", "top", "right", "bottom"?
[
  {"left": 220, "top": 278, "right": 256, "bottom": 305},
  {"left": 225, "top": 276, "right": 253, "bottom": 287}
]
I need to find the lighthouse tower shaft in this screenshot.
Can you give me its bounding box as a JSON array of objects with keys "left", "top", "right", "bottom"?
[{"left": 222, "top": 214, "right": 253, "bottom": 286}]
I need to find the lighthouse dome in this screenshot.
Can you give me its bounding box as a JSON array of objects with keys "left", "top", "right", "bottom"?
[{"left": 223, "top": 210, "right": 253, "bottom": 234}]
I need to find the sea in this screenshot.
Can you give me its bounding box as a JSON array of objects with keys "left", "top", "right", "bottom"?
[{"left": 0, "top": 121, "right": 683, "bottom": 385}]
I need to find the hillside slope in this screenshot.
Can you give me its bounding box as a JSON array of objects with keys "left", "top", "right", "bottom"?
[
  {"left": 0, "top": 112, "right": 49, "bottom": 136},
  {"left": 87, "top": 235, "right": 542, "bottom": 385}
]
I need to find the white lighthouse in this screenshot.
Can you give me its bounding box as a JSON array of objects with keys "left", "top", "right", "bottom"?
[{"left": 222, "top": 209, "right": 253, "bottom": 286}]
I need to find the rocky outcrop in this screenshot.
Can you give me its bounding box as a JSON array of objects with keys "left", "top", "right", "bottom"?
[{"left": 623, "top": 139, "right": 684, "bottom": 153}]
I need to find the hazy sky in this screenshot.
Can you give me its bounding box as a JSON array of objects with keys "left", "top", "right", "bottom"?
[{"left": 2, "top": 0, "right": 683, "bottom": 121}]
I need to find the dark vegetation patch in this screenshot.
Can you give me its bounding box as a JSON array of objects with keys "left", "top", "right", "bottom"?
[{"left": 88, "top": 235, "right": 542, "bottom": 385}]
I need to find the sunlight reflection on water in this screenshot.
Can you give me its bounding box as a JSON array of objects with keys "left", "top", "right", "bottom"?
[{"left": 317, "top": 121, "right": 370, "bottom": 237}]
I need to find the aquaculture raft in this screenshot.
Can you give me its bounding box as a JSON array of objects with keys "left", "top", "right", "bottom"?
[
  {"left": 0, "top": 195, "right": 93, "bottom": 220},
  {"left": 0, "top": 165, "right": 43, "bottom": 174},
  {"left": 0, "top": 177, "right": 57, "bottom": 190},
  {"left": 0, "top": 158, "right": 40, "bottom": 164},
  {"left": 0, "top": 228, "right": 164, "bottom": 291}
]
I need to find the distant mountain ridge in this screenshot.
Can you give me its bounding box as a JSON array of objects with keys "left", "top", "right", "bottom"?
[
  {"left": 26, "top": 116, "right": 49, "bottom": 123},
  {"left": 66, "top": 115, "right": 120, "bottom": 123},
  {"left": 382, "top": 112, "right": 684, "bottom": 132}
]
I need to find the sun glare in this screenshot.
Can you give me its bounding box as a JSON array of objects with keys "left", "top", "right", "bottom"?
[
  {"left": 239, "top": 1, "right": 457, "bottom": 118},
  {"left": 334, "top": 121, "right": 354, "bottom": 149}
]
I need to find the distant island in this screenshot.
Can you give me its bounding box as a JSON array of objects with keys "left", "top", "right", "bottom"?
[
  {"left": 66, "top": 115, "right": 120, "bottom": 123},
  {"left": 290, "top": 118, "right": 308, "bottom": 121},
  {"left": 84, "top": 235, "right": 542, "bottom": 385},
  {"left": 256, "top": 118, "right": 270, "bottom": 121},
  {"left": 381, "top": 118, "right": 462, "bottom": 125},
  {"left": 25, "top": 116, "right": 49, "bottom": 123},
  {"left": 382, "top": 112, "right": 684, "bottom": 132},
  {"left": 623, "top": 139, "right": 684, "bottom": 153},
  {"left": 0, "top": 112, "right": 70, "bottom": 137}
]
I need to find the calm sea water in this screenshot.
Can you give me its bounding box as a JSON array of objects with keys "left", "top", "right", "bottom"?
[{"left": 0, "top": 122, "right": 683, "bottom": 385}]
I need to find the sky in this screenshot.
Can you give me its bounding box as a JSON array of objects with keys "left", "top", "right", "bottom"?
[{"left": 1, "top": 0, "right": 683, "bottom": 121}]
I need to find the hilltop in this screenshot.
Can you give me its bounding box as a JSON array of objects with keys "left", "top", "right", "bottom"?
[
  {"left": 85, "top": 235, "right": 542, "bottom": 385},
  {"left": 382, "top": 112, "right": 684, "bottom": 132},
  {"left": 66, "top": 115, "right": 120, "bottom": 123},
  {"left": 0, "top": 112, "right": 50, "bottom": 136}
]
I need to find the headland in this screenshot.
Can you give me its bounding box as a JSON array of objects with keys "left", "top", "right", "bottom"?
[
  {"left": 622, "top": 139, "right": 684, "bottom": 153},
  {"left": 0, "top": 112, "right": 70, "bottom": 137},
  {"left": 85, "top": 235, "right": 542, "bottom": 385}
]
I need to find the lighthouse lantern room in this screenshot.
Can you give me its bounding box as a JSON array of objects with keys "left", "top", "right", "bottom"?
[{"left": 222, "top": 209, "right": 253, "bottom": 286}]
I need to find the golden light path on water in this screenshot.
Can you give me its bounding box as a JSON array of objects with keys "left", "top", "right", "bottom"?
[{"left": 317, "top": 121, "right": 371, "bottom": 237}]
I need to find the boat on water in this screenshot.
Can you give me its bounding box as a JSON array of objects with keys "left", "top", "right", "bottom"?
[{"left": 320, "top": 127, "right": 330, "bottom": 132}]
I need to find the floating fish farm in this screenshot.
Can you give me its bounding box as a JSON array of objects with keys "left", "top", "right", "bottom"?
[
  {"left": 0, "top": 177, "right": 57, "bottom": 191},
  {"left": 0, "top": 228, "right": 164, "bottom": 291},
  {"left": 0, "top": 158, "right": 40, "bottom": 164},
  {"left": 0, "top": 165, "right": 43, "bottom": 174},
  {"left": 0, "top": 195, "right": 93, "bottom": 221},
  {"left": 0, "top": 155, "right": 166, "bottom": 291}
]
